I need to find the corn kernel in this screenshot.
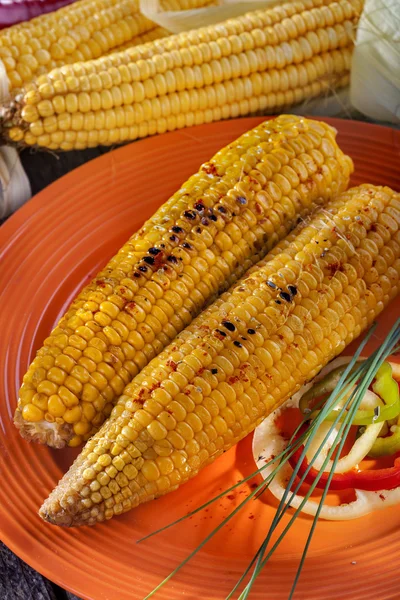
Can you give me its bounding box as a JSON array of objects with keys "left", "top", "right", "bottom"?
[
  {"left": 48, "top": 395, "right": 66, "bottom": 417},
  {"left": 68, "top": 435, "right": 83, "bottom": 447},
  {"left": 22, "top": 403, "right": 44, "bottom": 422},
  {"left": 36, "top": 379, "right": 57, "bottom": 396},
  {"left": 64, "top": 405, "right": 82, "bottom": 423},
  {"left": 73, "top": 421, "right": 91, "bottom": 436},
  {"left": 142, "top": 460, "right": 160, "bottom": 482},
  {"left": 32, "top": 393, "right": 49, "bottom": 411},
  {"left": 19, "top": 388, "right": 36, "bottom": 405},
  {"left": 147, "top": 420, "right": 168, "bottom": 441}
]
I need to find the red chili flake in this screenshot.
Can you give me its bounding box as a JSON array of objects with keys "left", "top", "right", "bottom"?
[
  {"left": 228, "top": 375, "right": 240, "bottom": 384},
  {"left": 125, "top": 302, "right": 136, "bottom": 312},
  {"left": 248, "top": 515, "right": 255, "bottom": 520},
  {"left": 202, "top": 162, "right": 219, "bottom": 176},
  {"left": 227, "top": 494, "right": 235, "bottom": 501},
  {"left": 254, "top": 202, "right": 263, "bottom": 214},
  {"left": 166, "top": 359, "right": 178, "bottom": 371},
  {"left": 152, "top": 252, "right": 165, "bottom": 269},
  {"left": 96, "top": 279, "right": 106, "bottom": 288},
  {"left": 370, "top": 223, "right": 378, "bottom": 232},
  {"left": 326, "top": 261, "right": 343, "bottom": 276}
]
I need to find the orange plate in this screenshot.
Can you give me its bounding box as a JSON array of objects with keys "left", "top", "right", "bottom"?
[{"left": 1, "top": 117, "right": 400, "bottom": 600}]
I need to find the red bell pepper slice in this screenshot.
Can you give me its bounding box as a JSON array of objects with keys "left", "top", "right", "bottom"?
[{"left": 289, "top": 426, "right": 400, "bottom": 491}]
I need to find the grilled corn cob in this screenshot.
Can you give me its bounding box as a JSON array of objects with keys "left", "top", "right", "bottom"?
[
  {"left": 2, "top": 0, "right": 363, "bottom": 150},
  {"left": 14, "top": 115, "right": 353, "bottom": 448},
  {"left": 40, "top": 184, "right": 400, "bottom": 526}
]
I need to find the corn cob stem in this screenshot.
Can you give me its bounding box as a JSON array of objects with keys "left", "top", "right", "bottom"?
[
  {"left": 14, "top": 115, "right": 353, "bottom": 448},
  {"left": 0, "top": 0, "right": 364, "bottom": 149},
  {"left": 39, "top": 184, "right": 400, "bottom": 527}
]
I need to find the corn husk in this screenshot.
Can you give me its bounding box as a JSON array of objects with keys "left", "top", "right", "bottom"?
[{"left": 139, "top": 0, "right": 278, "bottom": 32}]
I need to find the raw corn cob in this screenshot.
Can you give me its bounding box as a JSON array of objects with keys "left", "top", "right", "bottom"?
[
  {"left": 14, "top": 115, "right": 353, "bottom": 448},
  {"left": 0, "top": 0, "right": 156, "bottom": 95},
  {"left": 1, "top": 0, "right": 364, "bottom": 150},
  {"left": 39, "top": 184, "right": 400, "bottom": 527},
  {"left": 0, "top": 0, "right": 216, "bottom": 96}
]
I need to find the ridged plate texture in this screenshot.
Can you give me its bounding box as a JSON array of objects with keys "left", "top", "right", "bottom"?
[{"left": 0, "top": 117, "right": 400, "bottom": 600}]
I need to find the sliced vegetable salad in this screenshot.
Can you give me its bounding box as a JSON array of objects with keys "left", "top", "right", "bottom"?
[{"left": 253, "top": 355, "right": 400, "bottom": 520}]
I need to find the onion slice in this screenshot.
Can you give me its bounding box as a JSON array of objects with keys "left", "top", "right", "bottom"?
[{"left": 252, "top": 356, "right": 400, "bottom": 520}]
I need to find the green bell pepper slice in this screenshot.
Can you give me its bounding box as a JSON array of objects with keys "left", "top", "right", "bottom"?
[{"left": 309, "top": 361, "right": 400, "bottom": 427}]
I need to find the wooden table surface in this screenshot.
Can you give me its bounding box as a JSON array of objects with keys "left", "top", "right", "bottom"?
[{"left": 0, "top": 543, "right": 81, "bottom": 600}]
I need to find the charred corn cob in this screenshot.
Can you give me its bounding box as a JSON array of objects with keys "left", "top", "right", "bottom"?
[
  {"left": 14, "top": 115, "right": 353, "bottom": 448},
  {"left": 39, "top": 184, "right": 400, "bottom": 527},
  {"left": 2, "top": 0, "right": 363, "bottom": 150}
]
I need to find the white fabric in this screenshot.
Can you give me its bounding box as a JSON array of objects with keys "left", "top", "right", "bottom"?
[
  {"left": 139, "top": 0, "right": 278, "bottom": 33},
  {"left": 0, "top": 58, "right": 9, "bottom": 104},
  {"left": 0, "top": 147, "right": 32, "bottom": 219},
  {"left": 350, "top": 0, "right": 400, "bottom": 123}
]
